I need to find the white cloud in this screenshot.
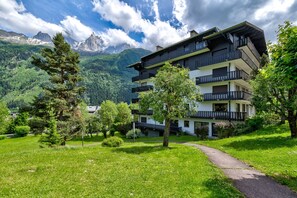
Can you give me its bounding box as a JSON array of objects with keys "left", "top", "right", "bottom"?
[
  {"left": 172, "top": 0, "right": 187, "bottom": 24},
  {"left": 99, "top": 28, "right": 139, "bottom": 47},
  {"left": 0, "top": 0, "right": 64, "bottom": 36},
  {"left": 92, "top": 0, "right": 188, "bottom": 50},
  {"left": 254, "top": 0, "right": 295, "bottom": 20},
  {"left": 60, "top": 16, "right": 93, "bottom": 41},
  {"left": 92, "top": 0, "right": 143, "bottom": 32}
]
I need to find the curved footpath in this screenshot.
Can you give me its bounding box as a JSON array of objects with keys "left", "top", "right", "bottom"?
[{"left": 184, "top": 143, "right": 297, "bottom": 198}]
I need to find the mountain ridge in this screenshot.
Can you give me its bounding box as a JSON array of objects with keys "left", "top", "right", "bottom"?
[{"left": 0, "top": 29, "right": 138, "bottom": 54}]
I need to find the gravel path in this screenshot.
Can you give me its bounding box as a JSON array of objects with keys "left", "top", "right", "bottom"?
[{"left": 184, "top": 143, "right": 297, "bottom": 198}]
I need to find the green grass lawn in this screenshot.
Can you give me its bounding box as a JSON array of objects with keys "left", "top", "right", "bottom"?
[
  {"left": 0, "top": 136, "right": 242, "bottom": 197},
  {"left": 199, "top": 124, "right": 297, "bottom": 192}
]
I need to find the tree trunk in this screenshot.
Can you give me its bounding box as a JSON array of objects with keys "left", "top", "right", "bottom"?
[
  {"left": 163, "top": 118, "right": 170, "bottom": 147},
  {"left": 288, "top": 110, "right": 297, "bottom": 138},
  {"left": 103, "top": 131, "right": 107, "bottom": 138},
  {"left": 280, "top": 115, "right": 286, "bottom": 125}
]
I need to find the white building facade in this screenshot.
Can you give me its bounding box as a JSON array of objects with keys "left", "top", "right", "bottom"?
[{"left": 129, "top": 22, "right": 267, "bottom": 137}]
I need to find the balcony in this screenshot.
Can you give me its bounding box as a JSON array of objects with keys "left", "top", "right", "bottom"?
[
  {"left": 196, "top": 70, "right": 249, "bottom": 85},
  {"left": 203, "top": 91, "right": 251, "bottom": 101},
  {"left": 195, "top": 50, "right": 258, "bottom": 70},
  {"left": 191, "top": 111, "right": 247, "bottom": 121},
  {"left": 131, "top": 85, "right": 153, "bottom": 93},
  {"left": 131, "top": 109, "right": 153, "bottom": 115},
  {"left": 131, "top": 98, "right": 139, "bottom": 103},
  {"left": 132, "top": 73, "right": 155, "bottom": 82},
  {"left": 236, "top": 37, "right": 261, "bottom": 62},
  {"left": 135, "top": 122, "right": 182, "bottom": 133}
]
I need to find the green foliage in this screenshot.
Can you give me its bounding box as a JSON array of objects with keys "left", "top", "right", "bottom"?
[
  {"left": 32, "top": 33, "right": 85, "bottom": 145},
  {"left": 0, "top": 135, "right": 6, "bottom": 140},
  {"left": 214, "top": 122, "right": 234, "bottom": 139},
  {"left": 15, "top": 125, "right": 30, "bottom": 137},
  {"left": 114, "top": 102, "right": 132, "bottom": 135},
  {"left": 39, "top": 114, "right": 60, "bottom": 147},
  {"left": 0, "top": 40, "right": 150, "bottom": 107},
  {"left": 126, "top": 128, "right": 142, "bottom": 139},
  {"left": 252, "top": 21, "right": 297, "bottom": 138},
  {"left": 28, "top": 117, "right": 48, "bottom": 135},
  {"left": 101, "top": 136, "right": 124, "bottom": 147},
  {"left": 195, "top": 126, "right": 208, "bottom": 140},
  {"left": 14, "top": 112, "right": 29, "bottom": 126},
  {"left": 140, "top": 62, "right": 202, "bottom": 146},
  {"left": 245, "top": 115, "right": 264, "bottom": 131},
  {"left": 0, "top": 102, "right": 10, "bottom": 134},
  {"left": 98, "top": 100, "right": 118, "bottom": 137}
]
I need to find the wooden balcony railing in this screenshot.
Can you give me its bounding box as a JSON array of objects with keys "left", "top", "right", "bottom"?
[
  {"left": 131, "top": 85, "right": 153, "bottom": 93},
  {"left": 203, "top": 91, "right": 251, "bottom": 101},
  {"left": 195, "top": 50, "right": 258, "bottom": 70},
  {"left": 196, "top": 70, "right": 249, "bottom": 84},
  {"left": 236, "top": 37, "right": 261, "bottom": 62},
  {"left": 132, "top": 73, "right": 155, "bottom": 82},
  {"left": 191, "top": 111, "right": 247, "bottom": 121}
]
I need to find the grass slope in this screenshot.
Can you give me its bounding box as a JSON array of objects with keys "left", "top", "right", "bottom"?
[
  {"left": 0, "top": 136, "right": 241, "bottom": 197},
  {"left": 199, "top": 124, "right": 297, "bottom": 192}
]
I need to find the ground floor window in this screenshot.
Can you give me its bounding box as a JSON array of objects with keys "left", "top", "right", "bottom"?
[
  {"left": 140, "top": 117, "right": 147, "bottom": 123},
  {"left": 184, "top": 120, "right": 190, "bottom": 128}
]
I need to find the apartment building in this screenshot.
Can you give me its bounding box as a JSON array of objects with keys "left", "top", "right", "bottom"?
[{"left": 129, "top": 21, "right": 267, "bottom": 137}]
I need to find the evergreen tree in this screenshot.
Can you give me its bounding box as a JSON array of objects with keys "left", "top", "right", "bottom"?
[{"left": 32, "top": 33, "right": 85, "bottom": 145}]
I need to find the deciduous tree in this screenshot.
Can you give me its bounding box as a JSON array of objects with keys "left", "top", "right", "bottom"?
[{"left": 140, "top": 62, "right": 201, "bottom": 147}]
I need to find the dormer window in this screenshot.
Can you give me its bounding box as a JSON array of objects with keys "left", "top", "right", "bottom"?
[
  {"left": 195, "top": 41, "right": 207, "bottom": 50},
  {"left": 184, "top": 45, "right": 190, "bottom": 52}
]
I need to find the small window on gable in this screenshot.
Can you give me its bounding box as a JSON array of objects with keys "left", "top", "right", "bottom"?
[
  {"left": 184, "top": 45, "right": 190, "bottom": 52},
  {"left": 195, "top": 41, "right": 207, "bottom": 50},
  {"left": 184, "top": 120, "right": 190, "bottom": 128}
]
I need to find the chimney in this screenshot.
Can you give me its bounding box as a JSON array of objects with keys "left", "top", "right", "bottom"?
[
  {"left": 190, "top": 30, "right": 198, "bottom": 37},
  {"left": 156, "top": 45, "right": 163, "bottom": 51}
]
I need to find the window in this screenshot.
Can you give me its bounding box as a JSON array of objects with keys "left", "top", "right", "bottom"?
[
  {"left": 171, "top": 120, "right": 179, "bottom": 127},
  {"left": 213, "top": 85, "right": 228, "bottom": 94},
  {"left": 140, "top": 117, "right": 147, "bottom": 123},
  {"left": 195, "top": 41, "right": 207, "bottom": 50},
  {"left": 242, "top": 104, "right": 245, "bottom": 112},
  {"left": 184, "top": 120, "right": 190, "bottom": 128},
  {"left": 236, "top": 103, "right": 240, "bottom": 112},
  {"left": 213, "top": 103, "right": 228, "bottom": 112},
  {"left": 213, "top": 67, "right": 227, "bottom": 77},
  {"left": 184, "top": 45, "right": 190, "bottom": 52}
]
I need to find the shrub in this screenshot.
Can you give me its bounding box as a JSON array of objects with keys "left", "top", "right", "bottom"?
[
  {"left": 195, "top": 126, "right": 208, "bottom": 140},
  {"left": 126, "top": 128, "right": 142, "bottom": 139},
  {"left": 39, "top": 116, "right": 60, "bottom": 147},
  {"left": 102, "top": 136, "right": 124, "bottom": 147},
  {"left": 0, "top": 135, "right": 6, "bottom": 140},
  {"left": 214, "top": 122, "right": 234, "bottom": 139},
  {"left": 15, "top": 126, "right": 30, "bottom": 137},
  {"left": 246, "top": 115, "right": 264, "bottom": 131}
]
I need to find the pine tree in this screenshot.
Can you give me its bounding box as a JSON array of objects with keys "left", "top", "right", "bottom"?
[{"left": 32, "top": 33, "right": 85, "bottom": 145}]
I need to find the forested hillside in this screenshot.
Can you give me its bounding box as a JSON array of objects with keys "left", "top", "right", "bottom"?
[{"left": 0, "top": 41, "right": 150, "bottom": 109}]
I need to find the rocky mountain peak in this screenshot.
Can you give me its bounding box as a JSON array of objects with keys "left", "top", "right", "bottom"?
[{"left": 33, "top": 32, "right": 52, "bottom": 43}]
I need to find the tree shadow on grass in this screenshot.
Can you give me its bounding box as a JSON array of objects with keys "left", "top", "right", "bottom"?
[
  {"left": 112, "top": 145, "right": 176, "bottom": 154},
  {"left": 245, "top": 124, "right": 290, "bottom": 137},
  {"left": 71, "top": 135, "right": 105, "bottom": 142},
  {"left": 202, "top": 177, "right": 244, "bottom": 198},
  {"left": 225, "top": 136, "right": 297, "bottom": 151}
]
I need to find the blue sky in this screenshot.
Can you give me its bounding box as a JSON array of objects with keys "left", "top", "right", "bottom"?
[{"left": 1, "top": 0, "right": 297, "bottom": 50}]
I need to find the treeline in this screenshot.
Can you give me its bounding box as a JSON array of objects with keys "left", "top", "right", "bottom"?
[{"left": 0, "top": 41, "right": 150, "bottom": 109}]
